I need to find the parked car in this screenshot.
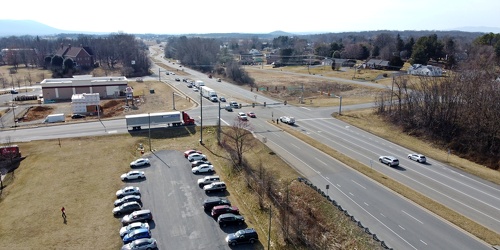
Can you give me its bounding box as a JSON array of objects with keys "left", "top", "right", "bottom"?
[
  {"left": 120, "top": 222, "right": 150, "bottom": 238},
  {"left": 219, "top": 96, "right": 226, "bottom": 102},
  {"left": 116, "top": 186, "right": 140, "bottom": 198},
  {"left": 210, "top": 96, "right": 218, "bottom": 102},
  {"left": 71, "top": 114, "right": 86, "bottom": 119},
  {"left": 113, "top": 201, "right": 142, "bottom": 216},
  {"left": 115, "top": 195, "right": 142, "bottom": 207},
  {"left": 121, "top": 170, "right": 145, "bottom": 181},
  {"left": 187, "top": 153, "right": 207, "bottom": 162},
  {"left": 121, "top": 210, "right": 153, "bottom": 225},
  {"left": 225, "top": 228, "right": 258, "bottom": 246},
  {"left": 216, "top": 78, "right": 221, "bottom": 82},
  {"left": 191, "top": 164, "right": 214, "bottom": 174},
  {"left": 184, "top": 149, "right": 202, "bottom": 158},
  {"left": 130, "top": 158, "right": 150, "bottom": 168},
  {"left": 379, "top": 156, "right": 400, "bottom": 167},
  {"left": 121, "top": 238, "right": 157, "bottom": 250},
  {"left": 10, "top": 89, "right": 18, "bottom": 94},
  {"left": 238, "top": 112, "right": 248, "bottom": 121},
  {"left": 202, "top": 197, "right": 231, "bottom": 211},
  {"left": 193, "top": 87, "right": 199, "bottom": 92},
  {"left": 247, "top": 112, "right": 256, "bottom": 118},
  {"left": 175, "top": 78, "right": 180, "bottom": 81},
  {"left": 203, "top": 181, "right": 226, "bottom": 193},
  {"left": 197, "top": 175, "right": 220, "bottom": 188},
  {"left": 217, "top": 213, "right": 245, "bottom": 227},
  {"left": 211, "top": 205, "right": 239, "bottom": 219},
  {"left": 122, "top": 228, "right": 151, "bottom": 244},
  {"left": 191, "top": 160, "right": 211, "bottom": 168},
  {"left": 408, "top": 153, "right": 426, "bottom": 163}
]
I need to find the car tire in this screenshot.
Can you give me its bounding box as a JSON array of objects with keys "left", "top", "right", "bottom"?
[
  {"left": 408, "top": 156, "right": 412, "bottom": 159},
  {"left": 195, "top": 170, "right": 199, "bottom": 174},
  {"left": 231, "top": 242, "right": 236, "bottom": 246},
  {"left": 199, "top": 184, "right": 204, "bottom": 188},
  {"left": 116, "top": 212, "right": 121, "bottom": 216},
  {"left": 206, "top": 190, "right": 210, "bottom": 193},
  {"left": 250, "top": 239, "right": 255, "bottom": 244},
  {"left": 221, "top": 223, "right": 226, "bottom": 227},
  {"left": 379, "top": 159, "right": 383, "bottom": 163}
]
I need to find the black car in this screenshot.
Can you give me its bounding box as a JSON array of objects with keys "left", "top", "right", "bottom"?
[
  {"left": 71, "top": 114, "right": 86, "bottom": 119},
  {"left": 202, "top": 197, "right": 231, "bottom": 211},
  {"left": 175, "top": 78, "right": 180, "bottom": 81},
  {"left": 225, "top": 228, "right": 258, "bottom": 246},
  {"left": 217, "top": 213, "right": 245, "bottom": 227},
  {"left": 114, "top": 195, "right": 142, "bottom": 207}
]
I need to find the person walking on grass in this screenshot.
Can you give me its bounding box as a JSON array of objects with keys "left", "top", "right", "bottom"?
[{"left": 61, "top": 206, "right": 66, "bottom": 219}]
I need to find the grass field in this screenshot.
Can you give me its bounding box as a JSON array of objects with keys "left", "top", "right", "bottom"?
[{"left": 0, "top": 126, "right": 382, "bottom": 249}]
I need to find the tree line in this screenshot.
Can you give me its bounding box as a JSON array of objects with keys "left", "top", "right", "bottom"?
[
  {"left": 375, "top": 33, "right": 500, "bottom": 169},
  {"left": 0, "top": 33, "right": 150, "bottom": 77}
]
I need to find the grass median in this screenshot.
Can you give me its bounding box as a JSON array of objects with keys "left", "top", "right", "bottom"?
[{"left": 273, "top": 117, "right": 500, "bottom": 245}]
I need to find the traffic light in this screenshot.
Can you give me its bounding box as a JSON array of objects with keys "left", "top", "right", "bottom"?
[
  {"left": 252, "top": 103, "right": 255, "bottom": 108},
  {"left": 264, "top": 102, "right": 266, "bottom": 107}
]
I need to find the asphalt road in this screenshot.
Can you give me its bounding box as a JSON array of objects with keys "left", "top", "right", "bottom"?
[
  {"left": 0, "top": 48, "right": 495, "bottom": 249},
  {"left": 125, "top": 150, "right": 258, "bottom": 250}
]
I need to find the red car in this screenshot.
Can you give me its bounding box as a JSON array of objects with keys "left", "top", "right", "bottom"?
[
  {"left": 247, "top": 112, "right": 256, "bottom": 118},
  {"left": 211, "top": 205, "right": 239, "bottom": 219},
  {"left": 184, "top": 149, "right": 202, "bottom": 158}
]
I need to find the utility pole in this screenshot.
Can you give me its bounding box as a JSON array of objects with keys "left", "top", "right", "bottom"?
[
  {"left": 148, "top": 113, "right": 152, "bottom": 151},
  {"left": 199, "top": 90, "right": 203, "bottom": 145},
  {"left": 267, "top": 205, "right": 272, "bottom": 250},
  {"left": 217, "top": 100, "right": 221, "bottom": 144}
]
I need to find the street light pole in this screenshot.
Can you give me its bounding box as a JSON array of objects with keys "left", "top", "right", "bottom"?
[
  {"left": 199, "top": 90, "right": 203, "bottom": 145},
  {"left": 158, "top": 68, "right": 161, "bottom": 81},
  {"left": 148, "top": 112, "right": 152, "bottom": 151},
  {"left": 217, "top": 100, "right": 221, "bottom": 144}
]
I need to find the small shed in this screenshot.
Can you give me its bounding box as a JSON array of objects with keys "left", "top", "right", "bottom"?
[{"left": 71, "top": 93, "right": 100, "bottom": 114}]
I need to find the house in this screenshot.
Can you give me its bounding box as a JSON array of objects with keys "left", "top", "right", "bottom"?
[
  {"left": 55, "top": 44, "right": 94, "bottom": 69},
  {"left": 407, "top": 64, "right": 443, "bottom": 77},
  {"left": 366, "top": 59, "right": 390, "bottom": 70}
]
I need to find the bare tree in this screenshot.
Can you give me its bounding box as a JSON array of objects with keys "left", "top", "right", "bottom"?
[{"left": 222, "top": 118, "right": 255, "bottom": 166}]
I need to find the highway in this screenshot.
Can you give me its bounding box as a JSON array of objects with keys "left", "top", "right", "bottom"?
[{"left": 0, "top": 48, "right": 496, "bottom": 249}]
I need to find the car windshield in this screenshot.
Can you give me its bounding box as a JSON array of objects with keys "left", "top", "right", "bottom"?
[{"left": 234, "top": 231, "right": 242, "bottom": 237}]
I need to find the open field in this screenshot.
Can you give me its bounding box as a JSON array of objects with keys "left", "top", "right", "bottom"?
[
  {"left": 244, "top": 66, "right": 385, "bottom": 107},
  {"left": 0, "top": 127, "right": 381, "bottom": 249}
]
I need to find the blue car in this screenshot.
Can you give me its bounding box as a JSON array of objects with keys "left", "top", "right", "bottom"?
[{"left": 122, "top": 228, "right": 151, "bottom": 244}]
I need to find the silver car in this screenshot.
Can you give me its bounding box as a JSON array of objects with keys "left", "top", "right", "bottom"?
[
  {"left": 408, "top": 153, "right": 426, "bottom": 163},
  {"left": 122, "top": 238, "right": 157, "bottom": 250},
  {"left": 378, "top": 156, "right": 399, "bottom": 167}
]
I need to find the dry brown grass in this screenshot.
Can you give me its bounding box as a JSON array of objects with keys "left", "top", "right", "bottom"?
[
  {"left": 273, "top": 117, "right": 500, "bottom": 245},
  {"left": 0, "top": 126, "right": 382, "bottom": 250},
  {"left": 244, "top": 66, "right": 384, "bottom": 107}
]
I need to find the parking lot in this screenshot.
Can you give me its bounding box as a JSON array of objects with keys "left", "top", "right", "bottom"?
[{"left": 121, "top": 150, "right": 258, "bottom": 249}]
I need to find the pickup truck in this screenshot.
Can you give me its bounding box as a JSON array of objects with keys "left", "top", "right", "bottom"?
[{"left": 279, "top": 116, "right": 295, "bottom": 125}]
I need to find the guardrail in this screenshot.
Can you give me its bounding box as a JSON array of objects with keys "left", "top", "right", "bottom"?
[{"left": 297, "top": 177, "right": 393, "bottom": 250}]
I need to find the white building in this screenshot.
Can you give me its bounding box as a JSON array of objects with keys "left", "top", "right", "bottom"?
[{"left": 71, "top": 93, "right": 100, "bottom": 114}]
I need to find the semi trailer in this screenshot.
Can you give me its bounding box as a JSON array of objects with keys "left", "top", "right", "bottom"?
[{"left": 125, "top": 111, "right": 195, "bottom": 130}]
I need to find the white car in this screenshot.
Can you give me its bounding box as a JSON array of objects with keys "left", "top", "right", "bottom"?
[
  {"left": 193, "top": 87, "right": 199, "bottom": 92},
  {"left": 192, "top": 164, "right": 214, "bottom": 174},
  {"left": 116, "top": 186, "right": 141, "bottom": 198},
  {"left": 130, "top": 158, "right": 150, "bottom": 168},
  {"left": 238, "top": 112, "right": 248, "bottom": 121},
  {"left": 119, "top": 222, "right": 150, "bottom": 238},
  {"left": 121, "top": 171, "right": 145, "bottom": 181},
  {"left": 408, "top": 153, "right": 426, "bottom": 163},
  {"left": 187, "top": 153, "right": 207, "bottom": 162}
]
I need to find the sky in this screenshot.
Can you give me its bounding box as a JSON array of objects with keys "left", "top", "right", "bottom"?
[{"left": 2, "top": 0, "right": 500, "bottom": 34}]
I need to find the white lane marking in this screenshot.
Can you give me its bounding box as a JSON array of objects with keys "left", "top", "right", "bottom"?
[
  {"left": 336, "top": 184, "right": 341, "bottom": 188},
  {"left": 380, "top": 213, "right": 386, "bottom": 217},
  {"left": 402, "top": 210, "right": 424, "bottom": 224},
  {"left": 107, "top": 130, "right": 117, "bottom": 134},
  {"left": 349, "top": 192, "right": 354, "bottom": 196},
  {"left": 420, "top": 240, "right": 428, "bottom": 245},
  {"left": 351, "top": 180, "right": 367, "bottom": 189},
  {"left": 364, "top": 202, "right": 369, "bottom": 206},
  {"left": 399, "top": 225, "right": 406, "bottom": 230},
  {"left": 316, "top": 158, "right": 328, "bottom": 166},
  {"left": 290, "top": 143, "right": 300, "bottom": 149},
  {"left": 267, "top": 139, "right": 418, "bottom": 249},
  {"left": 300, "top": 107, "right": 311, "bottom": 110}
]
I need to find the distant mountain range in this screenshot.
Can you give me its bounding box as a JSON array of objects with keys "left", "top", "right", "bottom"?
[{"left": 1, "top": 20, "right": 500, "bottom": 37}]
